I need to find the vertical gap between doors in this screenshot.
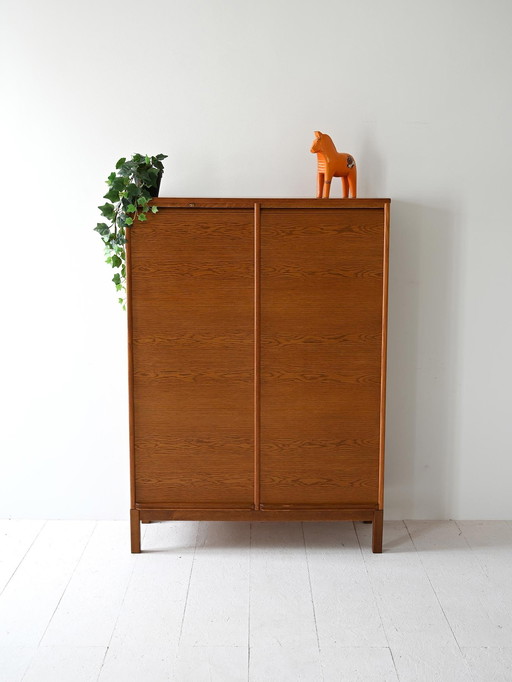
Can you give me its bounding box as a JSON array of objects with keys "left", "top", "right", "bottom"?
[{"left": 253, "top": 203, "right": 261, "bottom": 510}]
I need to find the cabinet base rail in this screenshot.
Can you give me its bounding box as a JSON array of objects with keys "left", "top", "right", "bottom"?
[{"left": 130, "top": 507, "right": 384, "bottom": 554}]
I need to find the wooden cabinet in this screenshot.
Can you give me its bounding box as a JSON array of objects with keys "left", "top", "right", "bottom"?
[{"left": 127, "top": 198, "right": 390, "bottom": 553}]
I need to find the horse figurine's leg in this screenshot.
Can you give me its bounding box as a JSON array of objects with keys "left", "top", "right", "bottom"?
[
  {"left": 347, "top": 167, "right": 357, "bottom": 198},
  {"left": 341, "top": 176, "right": 349, "bottom": 198},
  {"left": 322, "top": 175, "right": 332, "bottom": 198},
  {"left": 316, "top": 172, "right": 325, "bottom": 199}
]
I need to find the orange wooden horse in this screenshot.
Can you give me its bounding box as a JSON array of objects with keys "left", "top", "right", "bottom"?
[{"left": 310, "top": 131, "right": 357, "bottom": 198}]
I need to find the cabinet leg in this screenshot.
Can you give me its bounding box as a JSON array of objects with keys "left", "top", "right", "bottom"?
[
  {"left": 130, "top": 509, "right": 141, "bottom": 553},
  {"left": 372, "top": 510, "right": 383, "bottom": 553}
]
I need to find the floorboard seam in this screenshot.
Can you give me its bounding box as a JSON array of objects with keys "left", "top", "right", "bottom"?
[
  {"left": 37, "top": 521, "right": 97, "bottom": 648},
  {"left": 356, "top": 520, "right": 401, "bottom": 681},
  {"left": 247, "top": 522, "right": 252, "bottom": 682},
  {"left": 302, "top": 522, "right": 324, "bottom": 682},
  {"left": 177, "top": 521, "right": 200, "bottom": 647},
  {"left": 0, "top": 521, "right": 46, "bottom": 599},
  {"left": 403, "top": 520, "right": 476, "bottom": 680},
  {"left": 96, "top": 521, "right": 143, "bottom": 679}
]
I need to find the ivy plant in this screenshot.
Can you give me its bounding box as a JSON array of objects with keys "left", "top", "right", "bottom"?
[{"left": 94, "top": 153, "right": 167, "bottom": 308}]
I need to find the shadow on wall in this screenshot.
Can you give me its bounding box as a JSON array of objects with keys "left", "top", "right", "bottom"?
[{"left": 385, "top": 199, "right": 462, "bottom": 519}]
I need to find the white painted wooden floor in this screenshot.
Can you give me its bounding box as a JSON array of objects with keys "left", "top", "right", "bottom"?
[{"left": 1, "top": 520, "right": 512, "bottom": 682}]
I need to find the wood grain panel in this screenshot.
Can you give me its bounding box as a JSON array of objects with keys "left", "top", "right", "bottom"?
[
  {"left": 260, "top": 208, "right": 386, "bottom": 507},
  {"left": 130, "top": 208, "right": 254, "bottom": 507}
]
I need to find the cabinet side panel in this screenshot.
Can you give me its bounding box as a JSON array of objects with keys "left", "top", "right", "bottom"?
[
  {"left": 260, "top": 208, "right": 385, "bottom": 507},
  {"left": 130, "top": 208, "right": 254, "bottom": 507}
]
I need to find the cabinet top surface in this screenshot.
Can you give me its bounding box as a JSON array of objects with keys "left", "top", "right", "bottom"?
[{"left": 151, "top": 198, "right": 390, "bottom": 209}]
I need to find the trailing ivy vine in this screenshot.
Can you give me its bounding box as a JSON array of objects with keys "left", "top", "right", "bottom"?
[{"left": 94, "top": 153, "right": 167, "bottom": 308}]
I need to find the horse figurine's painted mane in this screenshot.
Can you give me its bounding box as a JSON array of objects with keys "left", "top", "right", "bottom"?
[{"left": 310, "top": 131, "right": 357, "bottom": 198}]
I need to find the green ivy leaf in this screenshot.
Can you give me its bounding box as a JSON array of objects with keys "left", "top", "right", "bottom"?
[
  {"left": 112, "top": 273, "right": 121, "bottom": 285},
  {"left": 112, "top": 177, "right": 126, "bottom": 192},
  {"left": 151, "top": 206, "right": 158, "bottom": 213},
  {"left": 115, "top": 157, "right": 126, "bottom": 169},
  {"left": 103, "top": 188, "right": 119, "bottom": 202},
  {"left": 118, "top": 163, "right": 132, "bottom": 177},
  {"left": 94, "top": 222, "right": 110, "bottom": 235},
  {"left": 138, "top": 213, "right": 147, "bottom": 222},
  {"left": 126, "top": 204, "right": 136, "bottom": 213},
  {"left": 98, "top": 202, "right": 115, "bottom": 219},
  {"left": 111, "top": 255, "right": 122, "bottom": 268},
  {"left": 125, "top": 216, "right": 133, "bottom": 226}
]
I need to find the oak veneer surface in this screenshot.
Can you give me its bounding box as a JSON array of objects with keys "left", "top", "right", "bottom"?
[
  {"left": 130, "top": 208, "right": 255, "bottom": 507},
  {"left": 260, "top": 208, "right": 384, "bottom": 507}
]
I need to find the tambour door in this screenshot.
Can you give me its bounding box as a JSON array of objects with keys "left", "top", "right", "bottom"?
[
  {"left": 129, "top": 207, "right": 255, "bottom": 508},
  {"left": 259, "top": 207, "right": 387, "bottom": 508}
]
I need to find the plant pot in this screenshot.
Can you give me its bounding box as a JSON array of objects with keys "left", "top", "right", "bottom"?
[{"left": 149, "top": 169, "right": 163, "bottom": 198}]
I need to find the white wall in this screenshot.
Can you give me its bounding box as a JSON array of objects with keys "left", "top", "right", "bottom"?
[{"left": 1, "top": 0, "right": 511, "bottom": 520}]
